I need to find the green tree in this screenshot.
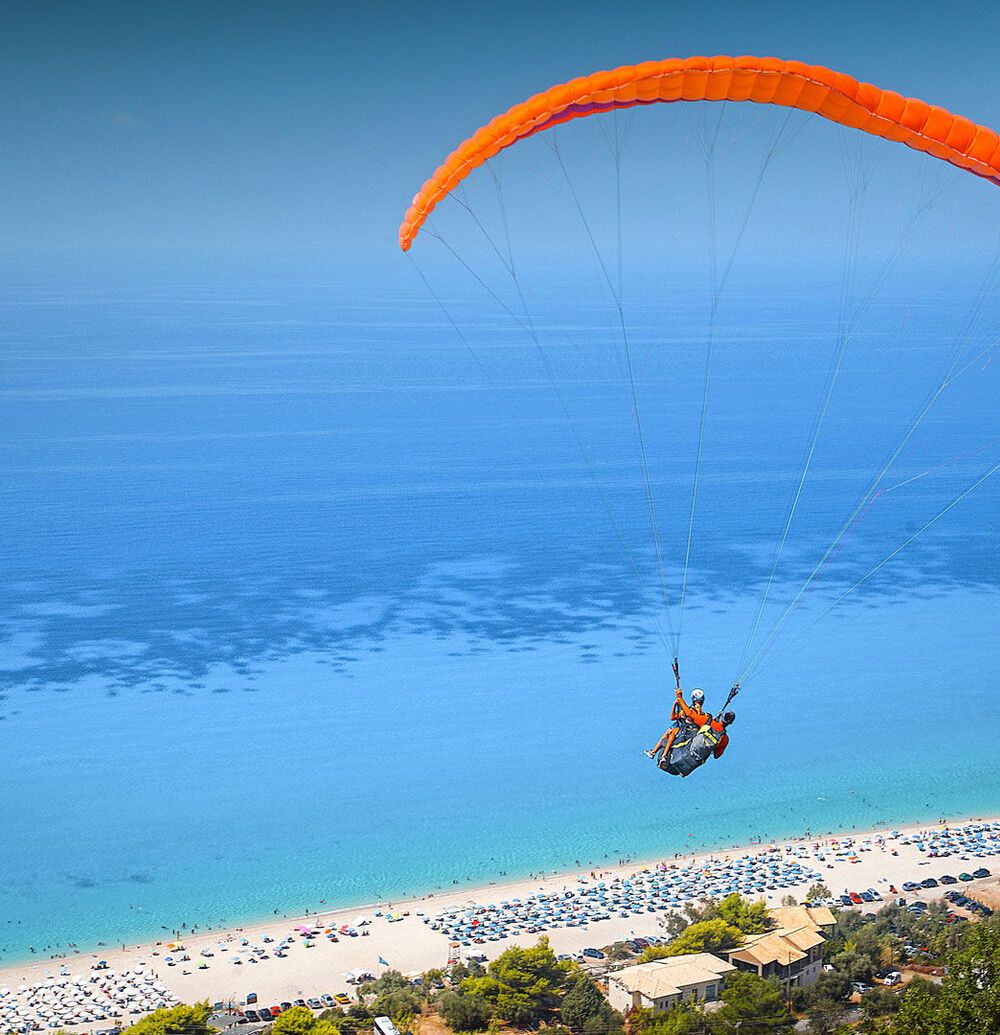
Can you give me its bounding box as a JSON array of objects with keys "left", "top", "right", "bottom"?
[
  {"left": 123, "top": 1004, "right": 214, "bottom": 1035},
  {"left": 462, "top": 938, "right": 570, "bottom": 1026},
  {"left": 583, "top": 1011, "right": 623, "bottom": 1035},
  {"left": 638, "top": 945, "right": 671, "bottom": 963},
  {"left": 805, "top": 1001, "right": 849, "bottom": 1035},
  {"left": 710, "top": 972, "right": 793, "bottom": 1035},
  {"left": 372, "top": 970, "right": 412, "bottom": 994},
  {"left": 716, "top": 894, "right": 770, "bottom": 935},
  {"left": 438, "top": 990, "right": 493, "bottom": 1032},
  {"left": 271, "top": 1008, "right": 341, "bottom": 1035},
  {"left": 892, "top": 977, "right": 942, "bottom": 1035},
  {"left": 859, "top": 986, "right": 900, "bottom": 1022},
  {"left": 561, "top": 977, "right": 605, "bottom": 1030},
  {"left": 682, "top": 894, "right": 769, "bottom": 937},
  {"left": 560, "top": 976, "right": 622, "bottom": 1035},
  {"left": 632, "top": 1004, "right": 703, "bottom": 1035},
  {"left": 823, "top": 910, "right": 869, "bottom": 960},
  {"left": 902, "top": 915, "right": 1000, "bottom": 1035},
  {"left": 373, "top": 988, "right": 422, "bottom": 1027},
  {"left": 807, "top": 884, "right": 831, "bottom": 902},
  {"left": 664, "top": 919, "right": 744, "bottom": 956},
  {"left": 828, "top": 948, "right": 875, "bottom": 983},
  {"left": 805, "top": 970, "right": 852, "bottom": 1006},
  {"left": 662, "top": 912, "right": 689, "bottom": 939}
]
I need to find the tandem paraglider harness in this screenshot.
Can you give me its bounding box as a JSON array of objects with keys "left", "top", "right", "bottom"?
[
  {"left": 658, "top": 658, "right": 738, "bottom": 778},
  {"left": 659, "top": 718, "right": 726, "bottom": 777}
]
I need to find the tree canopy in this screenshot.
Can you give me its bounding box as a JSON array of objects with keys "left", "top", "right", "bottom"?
[
  {"left": 461, "top": 938, "right": 572, "bottom": 1027},
  {"left": 271, "top": 1007, "right": 342, "bottom": 1035},
  {"left": 893, "top": 915, "right": 1000, "bottom": 1035},
  {"left": 662, "top": 919, "right": 745, "bottom": 956},
  {"left": 713, "top": 972, "right": 794, "bottom": 1035},
  {"left": 561, "top": 975, "right": 622, "bottom": 1035},
  {"left": 438, "top": 990, "right": 493, "bottom": 1032},
  {"left": 122, "top": 1004, "right": 215, "bottom": 1035}
]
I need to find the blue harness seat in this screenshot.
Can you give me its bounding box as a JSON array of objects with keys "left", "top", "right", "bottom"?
[{"left": 659, "top": 719, "right": 722, "bottom": 778}]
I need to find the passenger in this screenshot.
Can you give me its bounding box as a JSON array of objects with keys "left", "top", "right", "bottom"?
[{"left": 644, "top": 686, "right": 708, "bottom": 763}]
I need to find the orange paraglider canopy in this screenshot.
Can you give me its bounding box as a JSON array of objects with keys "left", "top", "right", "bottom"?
[{"left": 399, "top": 55, "right": 1000, "bottom": 251}]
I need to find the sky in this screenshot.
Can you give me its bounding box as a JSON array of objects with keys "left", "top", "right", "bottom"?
[{"left": 2, "top": 0, "right": 999, "bottom": 279}]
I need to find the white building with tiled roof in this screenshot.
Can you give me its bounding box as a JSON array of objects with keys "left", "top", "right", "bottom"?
[{"left": 606, "top": 953, "right": 736, "bottom": 1013}]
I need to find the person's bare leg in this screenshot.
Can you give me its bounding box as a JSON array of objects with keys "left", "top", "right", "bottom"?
[
  {"left": 644, "top": 730, "right": 667, "bottom": 757},
  {"left": 646, "top": 727, "right": 678, "bottom": 760}
]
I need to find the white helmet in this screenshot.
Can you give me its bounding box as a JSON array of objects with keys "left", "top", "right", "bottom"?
[{"left": 691, "top": 688, "right": 705, "bottom": 704}]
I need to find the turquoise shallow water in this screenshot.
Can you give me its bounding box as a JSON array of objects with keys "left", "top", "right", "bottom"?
[{"left": 1, "top": 274, "right": 998, "bottom": 965}]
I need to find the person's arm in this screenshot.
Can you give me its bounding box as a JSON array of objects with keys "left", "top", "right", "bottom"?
[
  {"left": 713, "top": 732, "right": 729, "bottom": 759},
  {"left": 675, "top": 691, "right": 700, "bottom": 722}
]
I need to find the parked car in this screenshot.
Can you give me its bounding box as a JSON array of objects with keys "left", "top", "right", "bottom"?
[
  {"left": 851, "top": 982, "right": 871, "bottom": 994},
  {"left": 973, "top": 868, "right": 991, "bottom": 879},
  {"left": 280, "top": 1003, "right": 293, "bottom": 1012},
  {"left": 902, "top": 881, "right": 921, "bottom": 892},
  {"left": 320, "top": 995, "right": 336, "bottom": 1009},
  {"left": 582, "top": 948, "right": 605, "bottom": 959},
  {"left": 307, "top": 1000, "right": 323, "bottom": 1010},
  {"left": 246, "top": 994, "right": 258, "bottom": 1006},
  {"left": 839, "top": 895, "right": 854, "bottom": 906},
  {"left": 244, "top": 1011, "right": 260, "bottom": 1023},
  {"left": 959, "top": 873, "right": 974, "bottom": 882},
  {"left": 940, "top": 875, "right": 958, "bottom": 885}
]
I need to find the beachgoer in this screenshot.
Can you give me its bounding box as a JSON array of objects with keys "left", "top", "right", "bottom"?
[{"left": 644, "top": 686, "right": 707, "bottom": 762}]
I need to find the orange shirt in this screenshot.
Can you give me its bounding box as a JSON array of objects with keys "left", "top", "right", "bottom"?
[
  {"left": 701, "top": 715, "right": 730, "bottom": 758},
  {"left": 675, "top": 692, "right": 709, "bottom": 728}
]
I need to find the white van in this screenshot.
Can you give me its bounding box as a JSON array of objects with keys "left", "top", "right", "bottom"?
[{"left": 374, "top": 1017, "right": 402, "bottom": 1035}]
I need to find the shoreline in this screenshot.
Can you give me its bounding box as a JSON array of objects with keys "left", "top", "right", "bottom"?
[
  {"left": 1, "top": 811, "right": 998, "bottom": 1015},
  {"left": 2, "top": 808, "right": 990, "bottom": 972}
]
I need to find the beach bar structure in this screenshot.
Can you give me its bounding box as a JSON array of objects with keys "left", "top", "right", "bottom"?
[
  {"left": 723, "top": 905, "right": 835, "bottom": 991},
  {"left": 607, "top": 954, "right": 736, "bottom": 1012}
]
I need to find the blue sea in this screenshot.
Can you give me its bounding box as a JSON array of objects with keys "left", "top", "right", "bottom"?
[{"left": 2, "top": 264, "right": 998, "bottom": 965}]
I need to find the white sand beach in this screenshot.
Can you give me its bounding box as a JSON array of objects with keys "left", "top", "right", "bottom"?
[{"left": 2, "top": 816, "right": 999, "bottom": 1029}]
